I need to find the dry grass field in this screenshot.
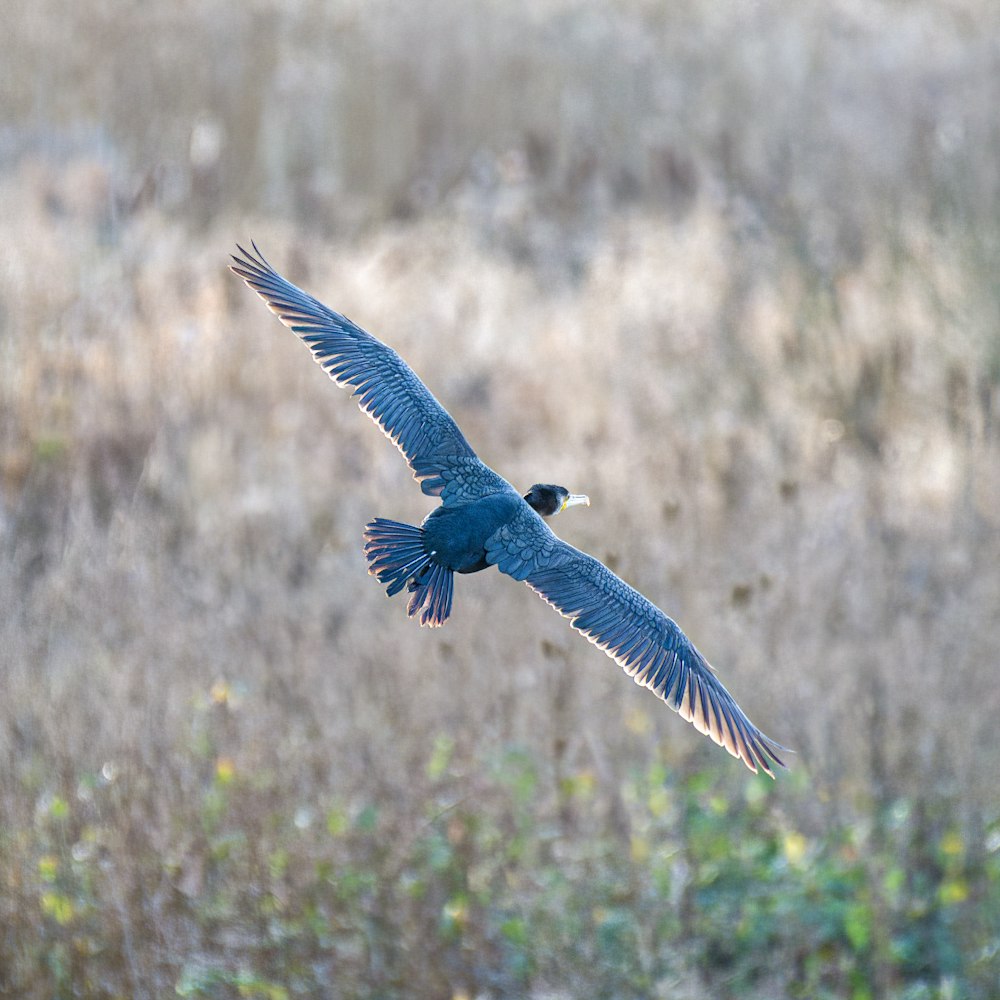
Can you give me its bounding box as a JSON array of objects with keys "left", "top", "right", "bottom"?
[{"left": 2, "top": 1, "right": 1000, "bottom": 997}]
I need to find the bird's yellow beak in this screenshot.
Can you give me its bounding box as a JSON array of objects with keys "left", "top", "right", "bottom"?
[{"left": 560, "top": 493, "right": 591, "bottom": 512}]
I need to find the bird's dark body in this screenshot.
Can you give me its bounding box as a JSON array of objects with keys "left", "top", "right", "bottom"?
[
  {"left": 230, "top": 243, "right": 787, "bottom": 777},
  {"left": 423, "top": 493, "right": 526, "bottom": 574}
]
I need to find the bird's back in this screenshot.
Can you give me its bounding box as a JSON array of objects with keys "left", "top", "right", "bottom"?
[{"left": 422, "top": 491, "right": 525, "bottom": 573}]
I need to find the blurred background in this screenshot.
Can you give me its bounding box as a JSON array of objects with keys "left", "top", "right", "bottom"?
[{"left": 2, "top": 0, "right": 999, "bottom": 997}]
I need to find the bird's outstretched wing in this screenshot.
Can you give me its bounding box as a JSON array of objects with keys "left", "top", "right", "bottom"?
[
  {"left": 485, "top": 506, "right": 785, "bottom": 776},
  {"left": 230, "top": 244, "right": 510, "bottom": 504}
]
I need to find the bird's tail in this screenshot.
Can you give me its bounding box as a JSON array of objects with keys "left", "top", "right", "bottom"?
[{"left": 362, "top": 518, "right": 454, "bottom": 628}]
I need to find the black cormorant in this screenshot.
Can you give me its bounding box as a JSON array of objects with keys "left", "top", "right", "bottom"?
[{"left": 230, "top": 244, "right": 786, "bottom": 776}]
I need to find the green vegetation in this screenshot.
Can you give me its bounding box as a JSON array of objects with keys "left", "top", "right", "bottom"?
[
  {"left": 3, "top": 0, "right": 1000, "bottom": 996},
  {"left": 7, "top": 726, "right": 1000, "bottom": 998}
]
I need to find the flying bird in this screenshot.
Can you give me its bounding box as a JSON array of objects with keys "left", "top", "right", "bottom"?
[{"left": 230, "top": 244, "right": 786, "bottom": 776}]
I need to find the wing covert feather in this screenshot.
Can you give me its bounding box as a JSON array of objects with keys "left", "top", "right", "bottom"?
[{"left": 483, "top": 502, "right": 559, "bottom": 580}]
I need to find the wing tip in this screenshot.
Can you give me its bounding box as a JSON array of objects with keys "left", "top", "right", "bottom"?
[
  {"left": 736, "top": 730, "right": 790, "bottom": 778},
  {"left": 229, "top": 240, "right": 274, "bottom": 282}
]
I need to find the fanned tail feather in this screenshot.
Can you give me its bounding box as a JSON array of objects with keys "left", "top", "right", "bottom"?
[
  {"left": 363, "top": 518, "right": 429, "bottom": 596},
  {"left": 406, "top": 563, "right": 454, "bottom": 627},
  {"left": 363, "top": 518, "right": 454, "bottom": 627}
]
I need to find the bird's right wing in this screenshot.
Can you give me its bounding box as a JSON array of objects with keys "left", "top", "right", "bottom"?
[
  {"left": 230, "top": 243, "right": 510, "bottom": 504},
  {"left": 486, "top": 508, "right": 785, "bottom": 776}
]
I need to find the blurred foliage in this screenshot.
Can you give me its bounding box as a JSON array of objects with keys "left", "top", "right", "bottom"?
[{"left": 3, "top": 727, "right": 999, "bottom": 998}]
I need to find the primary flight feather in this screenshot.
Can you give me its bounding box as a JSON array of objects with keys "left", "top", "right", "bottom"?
[{"left": 231, "top": 243, "right": 786, "bottom": 776}]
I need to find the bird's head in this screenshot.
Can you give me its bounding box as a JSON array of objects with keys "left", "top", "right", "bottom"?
[{"left": 523, "top": 484, "right": 590, "bottom": 518}]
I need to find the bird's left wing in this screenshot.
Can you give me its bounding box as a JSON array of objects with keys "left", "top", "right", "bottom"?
[
  {"left": 230, "top": 244, "right": 510, "bottom": 504},
  {"left": 485, "top": 506, "right": 785, "bottom": 776}
]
